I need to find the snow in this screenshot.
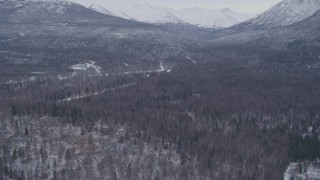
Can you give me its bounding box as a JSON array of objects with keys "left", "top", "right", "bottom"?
[
  {"left": 157, "top": 62, "right": 165, "bottom": 72},
  {"left": 55, "top": 5, "right": 65, "bottom": 14},
  {"left": 284, "top": 163, "right": 299, "bottom": 180},
  {"left": 70, "top": 61, "right": 101, "bottom": 74},
  {"left": 114, "top": 33, "right": 127, "bottom": 39},
  {"left": 166, "top": 7, "right": 252, "bottom": 28},
  {"left": 0, "top": 37, "right": 18, "bottom": 42},
  {"left": 58, "top": 83, "right": 136, "bottom": 102},
  {"left": 250, "top": 0, "right": 320, "bottom": 27},
  {"left": 67, "top": 0, "right": 252, "bottom": 28},
  {"left": 59, "top": 61, "right": 167, "bottom": 81},
  {"left": 186, "top": 56, "right": 197, "bottom": 64},
  {"left": 57, "top": 75, "right": 70, "bottom": 80},
  {"left": 122, "top": 62, "right": 169, "bottom": 75},
  {"left": 0, "top": 115, "right": 186, "bottom": 179},
  {"left": 0, "top": 76, "right": 37, "bottom": 85},
  {"left": 284, "top": 162, "right": 320, "bottom": 180},
  {"left": 68, "top": 0, "right": 183, "bottom": 24},
  {"left": 0, "top": 51, "right": 30, "bottom": 57},
  {"left": 307, "top": 166, "right": 320, "bottom": 179},
  {"left": 31, "top": 72, "right": 45, "bottom": 74},
  {"left": 57, "top": 23, "right": 68, "bottom": 26}
]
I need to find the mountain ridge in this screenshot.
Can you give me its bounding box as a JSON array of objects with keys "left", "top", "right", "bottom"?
[
  {"left": 241, "top": 0, "right": 320, "bottom": 28},
  {"left": 65, "top": 0, "right": 252, "bottom": 28}
]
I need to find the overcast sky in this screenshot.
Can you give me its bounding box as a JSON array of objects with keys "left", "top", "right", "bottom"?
[{"left": 112, "top": 0, "right": 283, "bottom": 14}]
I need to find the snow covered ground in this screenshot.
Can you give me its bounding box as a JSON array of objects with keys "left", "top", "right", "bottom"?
[
  {"left": 284, "top": 162, "right": 320, "bottom": 180},
  {"left": 0, "top": 76, "right": 37, "bottom": 85},
  {"left": 70, "top": 61, "right": 102, "bottom": 74},
  {"left": 122, "top": 62, "right": 170, "bottom": 75},
  {"left": 58, "top": 83, "right": 136, "bottom": 102},
  {"left": 0, "top": 116, "right": 185, "bottom": 180},
  {"left": 186, "top": 56, "right": 197, "bottom": 64}
]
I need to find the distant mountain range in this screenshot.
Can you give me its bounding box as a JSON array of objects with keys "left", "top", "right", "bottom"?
[
  {"left": 3, "top": 0, "right": 320, "bottom": 29},
  {"left": 211, "top": 0, "right": 320, "bottom": 46},
  {"left": 43, "top": 0, "right": 320, "bottom": 29},
  {"left": 67, "top": 0, "right": 252, "bottom": 28},
  {"left": 165, "top": 7, "right": 251, "bottom": 28}
]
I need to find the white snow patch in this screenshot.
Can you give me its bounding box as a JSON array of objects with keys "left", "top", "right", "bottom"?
[
  {"left": 57, "top": 23, "right": 68, "bottom": 26},
  {"left": 0, "top": 37, "right": 18, "bottom": 41},
  {"left": 58, "top": 83, "right": 136, "bottom": 102},
  {"left": 70, "top": 61, "right": 102, "bottom": 74},
  {"left": 157, "top": 62, "right": 165, "bottom": 72},
  {"left": 122, "top": 62, "right": 169, "bottom": 75},
  {"left": 0, "top": 50, "right": 30, "bottom": 57},
  {"left": 0, "top": 76, "right": 37, "bottom": 85},
  {"left": 114, "top": 33, "right": 127, "bottom": 39},
  {"left": 31, "top": 72, "right": 45, "bottom": 75},
  {"left": 186, "top": 56, "right": 197, "bottom": 64},
  {"left": 284, "top": 163, "right": 299, "bottom": 180},
  {"left": 284, "top": 162, "right": 320, "bottom": 180},
  {"left": 57, "top": 75, "right": 70, "bottom": 80}
]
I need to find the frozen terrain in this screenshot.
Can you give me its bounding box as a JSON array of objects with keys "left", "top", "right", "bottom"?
[
  {"left": 70, "top": 61, "right": 102, "bottom": 76},
  {"left": 67, "top": 0, "right": 252, "bottom": 28},
  {"left": 284, "top": 162, "right": 320, "bottom": 180},
  {"left": 0, "top": 116, "right": 191, "bottom": 180},
  {"left": 248, "top": 0, "right": 320, "bottom": 27}
]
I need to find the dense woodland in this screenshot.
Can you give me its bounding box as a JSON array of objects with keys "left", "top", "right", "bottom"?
[
  {"left": 1, "top": 0, "right": 320, "bottom": 179},
  {"left": 1, "top": 43, "right": 320, "bottom": 179}
]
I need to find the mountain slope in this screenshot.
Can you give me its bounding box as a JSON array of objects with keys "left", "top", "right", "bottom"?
[
  {"left": 166, "top": 7, "right": 251, "bottom": 28},
  {"left": 288, "top": 9, "right": 320, "bottom": 36},
  {"left": 0, "top": 0, "right": 206, "bottom": 75},
  {"left": 0, "top": 0, "right": 140, "bottom": 26},
  {"left": 68, "top": 0, "right": 184, "bottom": 24},
  {"left": 243, "top": 0, "right": 320, "bottom": 28},
  {"left": 68, "top": 0, "right": 251, "bottom": 28},
  {"left": 283, "top": 10, "right": 320, "bottom": 64},
  {"left": 211, "top": 0, "right": 320, "bottom": 46}
]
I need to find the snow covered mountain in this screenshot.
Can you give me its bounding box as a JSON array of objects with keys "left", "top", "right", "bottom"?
[
  {"left": 247, "top": 0, "right": 320, "bottom": 27},
  {"left": 165, "top": 7, "right": 251, "bottom": 28},
  {"left": 283, "top": 9, "right": 320, "bottom": 42},
  {"left": 67, "top": 0, "right": 251, "bottom": 28},
  {"left": 0, "top": 0, "right": 127, "bottom": 24},
  {"left": 289, "top": 9, "right": 320, "bottom": 30},
  {"left": 212, "top": 7, "right": 320, "bottom": 48},
  {"left": 67, "top": 0, "right": 185, "bottom": 24}
]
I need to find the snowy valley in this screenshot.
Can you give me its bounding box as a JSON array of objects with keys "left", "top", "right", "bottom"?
[{"left": 1, "top": 0, "right": 320, "bottom": 179}]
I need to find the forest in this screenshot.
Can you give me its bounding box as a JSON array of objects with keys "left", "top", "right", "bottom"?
[
  {"left": 1, "top": 0, "right": 320, "bottom": 178},
  {"left": 1, "top": 42, "right": 320, "bottom": 179}
]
